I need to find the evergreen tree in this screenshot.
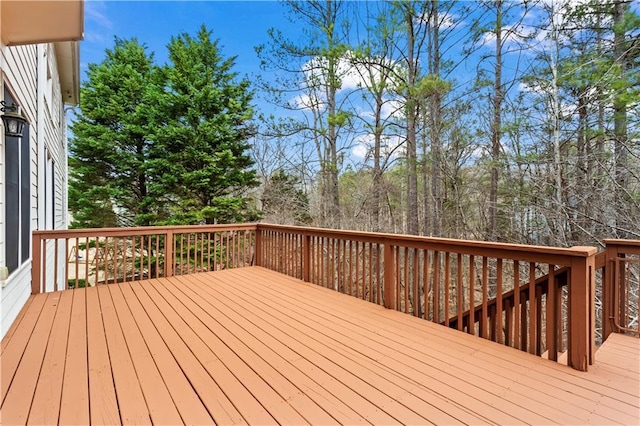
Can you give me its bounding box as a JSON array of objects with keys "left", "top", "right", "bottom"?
[
  {"left": 69, "top": 28, "right": 259, "bottom": 227},
  {"left": 69, "top": 38, "right": 162, "bottom": 227},
  {"left": 159, "top": 25, "right": 259, "bottom": 224}
]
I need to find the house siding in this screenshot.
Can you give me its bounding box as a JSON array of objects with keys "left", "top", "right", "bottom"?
[{"left": 0, "top": 42, "right": 69, "bottom": 338}]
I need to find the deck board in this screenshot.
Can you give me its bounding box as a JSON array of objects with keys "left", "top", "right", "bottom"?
[
  {"left": 27, "top": 290, "right": 73, "bottom": 425},
  {"left": 229, "top": 269, "right": 627, "bottom": 424},
  {"left": 58, "top": 288, "right": 90, "bottom": 425},
  {"left": 2, "top": 266, "right": 639, "bottom": 425},
  {"left": 163, "top": 277, "right": 371, "bottom": 425},
  {"left": 108, "top": 283, "right": 184, "bottom": 424},
  {"left": 86, "top": 285, "right": 120, "bottom": 426},
  {"left": 213, "top": 269, "right": 585, "bottom": 424},
  {"left": 118, "top": 282, "right": 215, "bottom": 425},
  {"left": 97, "top": 284, "right": 152, "bottom": 425},
  {"left": 246, "top": 268, "right": 640, "bottom": 416},
  {"left": 1, "top": 293, "right": 58, "bottom": 425}
]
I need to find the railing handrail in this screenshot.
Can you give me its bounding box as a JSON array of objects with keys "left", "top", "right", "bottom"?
[
  {"left": 33, "top": 223, "right": 258, "bottom": 237},
  {"left": 602, "top": 239, "right": 640, "bottom": 247},
  {"left": 257, "top": 223, "right": 597, "bottom": 265},
  {"left": 39, "top": 222, "right": 597, "bottom": 260}
]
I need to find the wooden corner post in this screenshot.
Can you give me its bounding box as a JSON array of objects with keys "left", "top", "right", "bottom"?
[
  {"left": 568, "top": 247, "right": 597, "bottom": 371},
  {"left": 31, "top": 232, "right": 41, "bottom": 294},
  {"left": 165, "top": 230, "right": 174, "bottom": 277},
  {"left": 255, "top": 228, "right": 263, "bottom": 267},
  {"left": 383, "top": 241, "right": 395, "bottom": 309},
  {"left": 302, "top": 234, "right": 310, "bottom": 282}
]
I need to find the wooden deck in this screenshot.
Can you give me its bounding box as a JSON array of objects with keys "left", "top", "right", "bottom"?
[{"left": 2, "top": 267, "right": 639, "bottom": 425}]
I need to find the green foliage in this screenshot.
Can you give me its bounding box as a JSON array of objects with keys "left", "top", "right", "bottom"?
[
  {"left": 67, "top": 279, "right": 87, "bottom": 289},
  {"left": 156, "top": 25, "right": 260, "bottom": 224},
  {"left": 70, "top": 38, "right": 160, "bottom": 227},
  {"left": 69, "top": 27, "right": 259, "bottom": 227}
]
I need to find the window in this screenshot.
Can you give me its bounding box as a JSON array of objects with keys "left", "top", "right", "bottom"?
[{"left": 4, "top": 89, "right": 30, "bottom": 275}]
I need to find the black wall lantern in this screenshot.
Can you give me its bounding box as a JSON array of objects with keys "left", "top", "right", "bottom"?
[{"left": 1, "top": 100, "right": 27, "bottom": 138}]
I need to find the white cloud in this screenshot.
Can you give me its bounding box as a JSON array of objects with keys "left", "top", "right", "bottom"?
[
  {"left": 352, "top": 143, "right": 368, "bottom": 159},
  {"left": 291, "top": 92, "right": 325, "bottom": 112},
  {"left": 351, "top": 133, "right": 404, "bottom": 160},
  {"left": 84, "top": 1, "right": 113, "bottom": 44},
  {"left": 85, "top": 1, "right": 113, "bottom": 29}
]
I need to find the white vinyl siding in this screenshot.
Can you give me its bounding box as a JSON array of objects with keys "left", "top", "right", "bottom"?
[{"left": 1, "top": 42, "right": 69, "bottom": 338}]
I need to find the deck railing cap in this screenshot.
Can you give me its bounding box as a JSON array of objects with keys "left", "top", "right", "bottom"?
[{"left": 257, "top": 223, "right": 597, "bottom": 258}]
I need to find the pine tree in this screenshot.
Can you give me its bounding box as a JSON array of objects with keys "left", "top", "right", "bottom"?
[
  {"left": 69, "top": 38, "right": 162, "bottom": 227},
  {"left": 159, "top": 25, "right": 259, "bottom": 224}
]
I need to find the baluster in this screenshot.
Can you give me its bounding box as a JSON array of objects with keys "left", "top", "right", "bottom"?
[
  {"left": 457, "top": 254, "right": 463, "bottom": 330},
  {"left": 444, "top": 252, "right": 450, "bottom": 327},
  {"left": 468, "top": 255, "right": 475, "bottom": 335}
]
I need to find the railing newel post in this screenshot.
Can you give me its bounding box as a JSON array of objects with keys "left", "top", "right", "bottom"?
[
  {"left": 383, "top": 240, "right": 395, "bottom": 309},
  {"left": 165, "top": 230, "right": 174, "bottom": 277},
  {"left": 255, "top": 226, "right": 263, "bottom": 267},
  {"left": 568, "top": 247, "right": 596, "bottom": 371},
  {"left": 31, "top": 232, "right": 42, "bottom": 294},
  {"left": 303, "top": 233, "right": 310, "bottom": 282}
]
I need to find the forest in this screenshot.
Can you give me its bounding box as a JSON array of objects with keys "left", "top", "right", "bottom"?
[{"left": 70, "top": 0, "right": 640, "bottom": 250}]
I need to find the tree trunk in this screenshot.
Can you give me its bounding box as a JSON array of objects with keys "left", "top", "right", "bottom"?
[
  {"left": 406, "top": 8, "right": 419, "bottom": 236},
  {"left": 613, "top": 1, "right": 629, "bottom": 237},
  {"left": 489, "top": 0, "right": 503, "bottom": 241}
]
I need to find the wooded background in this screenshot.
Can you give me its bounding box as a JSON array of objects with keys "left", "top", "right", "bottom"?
[
  {"left": 69, "top": 0, "right": 639, "bottom": 250},
  {"left": 255, "top": 0, "right": 640, "bottom": 249}
]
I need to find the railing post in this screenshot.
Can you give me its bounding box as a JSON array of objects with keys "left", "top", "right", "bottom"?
[
  {"left": 302, "top": 234, "right": 310, "bottom": 282},
  {"left": 31, "top": 232, "right": 41, "bottom": 294},
  {"left": 255, "top": 227, "right": 262, "bottom": 267},
  {"left": 165, "top": 230, "right": 174, "bottom": 277},
  {"left": 568, "top": 247, "right": 597, "bottom": 371},
  {"left": 383, "top": 241, "right": 395, "bottom": 309}
]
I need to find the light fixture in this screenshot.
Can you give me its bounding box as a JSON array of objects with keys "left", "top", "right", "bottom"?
[{"left": 1, "top": 100, "right": 27, "bottom": 138}]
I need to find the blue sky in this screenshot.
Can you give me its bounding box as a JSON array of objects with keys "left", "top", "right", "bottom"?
[{"left": 83, "top": 1, "right": 288, "bottom": 80}]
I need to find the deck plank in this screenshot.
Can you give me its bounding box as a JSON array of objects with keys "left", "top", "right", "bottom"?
[
  {"left": 243, "top": 267, "right": 640, "bottom": 418},
  {"left": 180, "top": 274, "right": 486, "bottom": 423},
  {"left": 137, "top": 279, "right": 279, "bottom": 425},
  {"left": 1, "top": 293, "right": 58, "bottom": 424},
  {"left": 2, "top": 266, "right": 639, "bottom": 426},
  {"left": 84, "top": 285, "right": 121, "bottom": 425},
  {"left": 232, "top": 268, "right": 625, "bottom": 424},
  {"left": 107, "top": 284, "right": 184, "bottom": 424},
  {"left": 117, "top": 282, "right": 215, "bottom": 425},
  {"left": 96, "top": 284, "right": 152, "bottom": 425},
  {"left": 190, "top": 273, "right": 460, "bottom": 424},
  {"left": 154, "top": 277, "right": 327, "bottom": 425},
  {"left": 1, "top": 296, "right": 34, "bottom": 354},
  {"left": 27, "top": 291, "right": 73, "bottom": 425},
  {"left": 163, "top": 276, "right": 360, "bottom": 425},
  {"left": 1, "top": 294, "right": 48, "bottom": 400},
  {"left": 164, "top": 280, "right": 374, "bottom": 426},
  {"left": 126, "top": 280, "right": 248, "bottom": 425},
  {"left": 176, "top": 275, "right": 403, "bottom": 425},
  {"left": 58, "top": 288, "right": 90, "bottom": 425},
  {"left": 205, "top": 270, "right": 557, "bottom": 425}
]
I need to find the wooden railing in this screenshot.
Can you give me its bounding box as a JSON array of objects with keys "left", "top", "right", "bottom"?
[
  {"left": 600, "top": 240, "right": 640, "bottom": 340},
  {"left": 31, "top": 224, "right": 256, "bottom": 293},
  {"left": 255, "top": 224, "right": 597, "bottom": 371},
  {"left": 33, "top": 223, "right": 608, "bottom": 371}
]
